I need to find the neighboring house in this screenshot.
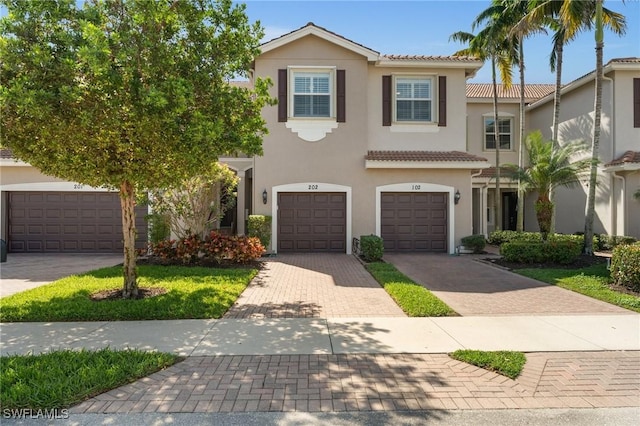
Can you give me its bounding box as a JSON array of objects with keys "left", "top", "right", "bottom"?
[
  {"left": 1, "top": 24, "right": 636, "bottom": 255},
  {"left": 526, "top": 58, "right": 640, "bottom": 239},
  {"left": 466, "top": 83, "right": 555, "bottom": 235}
]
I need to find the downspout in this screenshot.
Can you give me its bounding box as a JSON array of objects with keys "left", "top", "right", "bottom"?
[
  {"left": 603, "top": 74, "right": 615, "bottom": 235},
  {"left": 613, "top": 171, "right": 626, "bottom": 236}
]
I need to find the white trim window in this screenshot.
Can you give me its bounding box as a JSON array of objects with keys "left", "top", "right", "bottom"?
[
  {"left": 291, "top": 70, "right": 333, "bottom": 118},
  {"left": 395, "top": 77, "right": 433, "bottom": 122},
  {"left": 484, "top": 117, "right": 512, "bottom": 150}
]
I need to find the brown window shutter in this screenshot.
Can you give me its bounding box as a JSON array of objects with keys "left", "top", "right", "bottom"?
[
  {"left": 634, "top": 78, "right": 640, "bottom": 128},
  {"left": 337, "top": 69, "right": 346, "bottom": 123},
  {"left": 278, "top": 69, "right": 287, "bottom": 122},
  {"left": 438, "top": 76, "right": 447, "bottom": 127},
  {"left": 382, "top": 75, "right": 392, "bottom": 126}
]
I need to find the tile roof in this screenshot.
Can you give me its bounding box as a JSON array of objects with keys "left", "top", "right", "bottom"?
[
  {"left": 605, "top": 151, "right": 640, "bottom": 166},
  {"left": 366, "top": 150, "right": 488, "bottom": 162},
  {"left": 466, "top": 84, "right": 556, "bottom": 99},
  {"left": 608, "top": 57, "right": 640, "bottom": 64},
  {"left": 380, "top": 54, "right": 481, "bottom": 63},
  {"left": 472, "top": 167, "right": 517, "bottom": 180}
]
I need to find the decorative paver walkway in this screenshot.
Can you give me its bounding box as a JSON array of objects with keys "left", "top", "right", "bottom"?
[
  {"left": 384, "top": 254, "right": 630, "bottom": 316},
  {"left": 71, "top": 351, "right": 640, "bottom": 414},
  {"left": 224, "top": 254, "right": 405, "bottom": 318}
]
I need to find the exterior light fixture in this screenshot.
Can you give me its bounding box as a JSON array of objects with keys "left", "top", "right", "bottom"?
[
  {"left": 454, "top": 190, "right": 461, "bottom": 205},
  {"left": 262, "top": 189, "right": 268, "bottom": 205}
]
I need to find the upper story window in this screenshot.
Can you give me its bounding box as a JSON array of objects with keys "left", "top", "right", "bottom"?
[
  {"left": 484, "top": 117, "right": 512, "bottom": 150},
  {"left": 395, "top": 77, "right": 433, "bottom": 122},
  {"left": 291, "top": 69, "right": 333, "bottom": 119}
]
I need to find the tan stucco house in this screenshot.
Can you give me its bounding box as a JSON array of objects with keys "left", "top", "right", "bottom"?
[{"left": 1, "top": 24, "right": 637, "bottom": 254}]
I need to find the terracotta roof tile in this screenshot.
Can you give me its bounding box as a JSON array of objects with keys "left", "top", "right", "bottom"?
[
  {"left": 366, "top": 150, "right": 488, "bottom": 162},
  {"left": 466, "top": 83, "right": 556, "bottom": 100},
  {"left": 381, "top": 54, "right": 481, "bottom": 63},
  {"left": 472, "top": 167, "right": 517, "bottom": 179},
  {"left": 605, "top": 151, "right": 640, "bottom": 166}
]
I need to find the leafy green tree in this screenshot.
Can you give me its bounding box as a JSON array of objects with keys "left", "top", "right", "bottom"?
[
  {"left": 451, "top": 12, "right": 516, "bottom": 232},
  {"left": 148, "top": 162, "right": 239, "bottom": 240},
  {"left": 1, "top": 0, "right": 274, "bottom": 297},
  {"left": 504, "top": 131, "right": 590, "bottom": 240}
]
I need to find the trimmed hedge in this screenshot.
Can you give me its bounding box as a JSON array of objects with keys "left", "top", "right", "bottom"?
[
  {"left": 500, "top": 240, "right": 582, "bottom": 264},
  {"left": 461, "top": 234, "right": 486, "bottom": 253},
  {"left": 595, "top": 234, "right": 637, "bottom": 251},
  {"left": 360, "top": 235, "right": 384, "bottom": 262},
  {"left": 610, "top": 242, "right": 640, "bottom": 293}
]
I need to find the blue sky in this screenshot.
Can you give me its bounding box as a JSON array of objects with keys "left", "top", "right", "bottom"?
[{"left": 241, "top": 0, "right": 640, "bottom": 84}]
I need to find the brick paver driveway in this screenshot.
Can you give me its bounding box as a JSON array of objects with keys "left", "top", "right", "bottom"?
[
  {"left": 384, "top": 254, "right": 630, "bottom": 316},
  {"left": 224, "top": 254, "right": 405, "bottom": 318}
]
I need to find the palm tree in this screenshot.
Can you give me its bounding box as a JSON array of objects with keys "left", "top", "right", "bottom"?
[
  {"left": 505, "top": 131, "right": 590, "bottom": 240},
  {"left": 451, "top": 14, "right": 515, "bottom": 233}
]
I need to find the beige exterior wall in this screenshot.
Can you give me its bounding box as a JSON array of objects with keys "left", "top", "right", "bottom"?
[
  {"left": 467, "top": 101, "right": 521, "bottom": 167},
  {"left": 253, "top": 35, "right": 475, "bottom": 253},
  {"left": 611, "top": 70, "right": 640, "bottom": 155}
]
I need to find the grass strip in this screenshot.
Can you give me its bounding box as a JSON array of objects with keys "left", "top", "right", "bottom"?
[
  {"left": 1, "top": 348, "right": 179, "bottom": 409},
  {"left": 0, "top": 265, "right": 257, "bottom": 322},
  {"left": 516, "top": 264, "right": 640, "bottom": 313},
  {"left": 450, "top": 350, "right": 526, "bottom": 379},
  {"left": 365, "top": 262, "right": 455, "bottom": 316}
]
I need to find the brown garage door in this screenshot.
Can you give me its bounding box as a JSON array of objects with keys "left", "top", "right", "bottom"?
[
  {"left": 8, "top": 192, "right": 148, "bottom": 253},
  {"left": 278, "top": 192, "right": 346, "bottom": 252},
  {"left": 381, "top": 192, "right": 447, "bottom": 252}
]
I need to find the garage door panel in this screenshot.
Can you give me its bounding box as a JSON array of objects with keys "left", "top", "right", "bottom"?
[
  {"left": 8, "top": 191, "right": 147, "bottom": 253},
  {"left": 381, "top": 192, "right": 448, "bottom": 252},
  {"left": 278, "top": 192, "right": 346, "bottom": 253}
]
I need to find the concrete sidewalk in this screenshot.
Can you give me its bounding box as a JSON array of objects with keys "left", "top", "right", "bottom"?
[{"left": 2, "top": 314, "right": 639, "bottom": 356}]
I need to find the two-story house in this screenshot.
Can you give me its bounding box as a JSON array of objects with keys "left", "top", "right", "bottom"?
[{"left": 249, "top": 23, "right": 489, "bottom": 254}]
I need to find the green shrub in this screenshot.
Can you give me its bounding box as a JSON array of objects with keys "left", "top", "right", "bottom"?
[
  {"left": 145, "top": 213, "right": 171, "bottom": 243},
  {"left": 461, "top": 234, "right": 486, "bottom": 253},
  {"left": 500, "top": 241, "right": 582, "bottom": 264},
  {"left": 248, "top": 215, "right": 272, "bottom": 251},
  {"left": 595, "top": 234, "right": 637, "bottom": 251},
  {"left": 488, "top": 230, "right": 542, "bottom": 245},
  {"left": 610, "top": 242, "right": 640, "bottom": 293},
  {"left": 360, "top": 235, "right": 384, "bottom": 262}
]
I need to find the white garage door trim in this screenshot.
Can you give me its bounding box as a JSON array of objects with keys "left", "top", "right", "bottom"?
[
  {"left": 272, "top": 183, "right": 352, "bottom": 254},
  {"left": 376, "top": 183, "right": 456, "bottom": 255}
]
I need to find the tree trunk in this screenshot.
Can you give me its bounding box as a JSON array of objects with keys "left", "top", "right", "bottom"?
[
  {"left": 517, "top": 39, "right": 525, "bottom": 232},
  {"left": 120, "top": 180, "right": 139, "bottom": 298},
  {"left": 584, "top": 0, "right": 604, "bottom": 256},
  {"left": 550, "top": 40, "right": 563, "bottom": 235},
  {"left": 535, "top": 197, "right": 553, "bottom": 241},
  {"left": 492, "top": 56, "right": 502, "bottom": 232}
]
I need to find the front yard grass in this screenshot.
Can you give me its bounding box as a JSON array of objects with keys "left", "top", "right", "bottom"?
[
  {"left": 516, "top": 263, "right": 640, "bottom": 313},
  {"left": 450, "top": 350, "right": 526, "bottom": 379},
  {"left": 0, "top": 265, "right": 257, "bottom": 322},
  {"left": 365, "top": 262, "right": 456, "bottom": 316},
  {"left": 1, "top": 348, "right": 179, "bottom": 409}
]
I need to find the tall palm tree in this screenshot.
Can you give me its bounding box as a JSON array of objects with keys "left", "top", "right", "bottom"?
[
  {"left": 505, "top": 131, "right": 590, "bottom": 240},
  {"left": 451, "top": 15, "right": 515, "bottom": 233}
]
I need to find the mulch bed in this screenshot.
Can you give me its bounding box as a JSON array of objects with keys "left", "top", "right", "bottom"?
[{"left": 90, "top": 287, "right": 168, "bottom": 301}]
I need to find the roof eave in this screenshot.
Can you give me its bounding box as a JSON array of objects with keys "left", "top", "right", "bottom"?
[
  {"left": 603, "top": 163, "right": 640, "bottom": 172},
  {"left": 365, "top": 160, "right": 491, "bottom": 169},
  {"left": 261, "top": 25, "right": 379, "bottom": 61}
]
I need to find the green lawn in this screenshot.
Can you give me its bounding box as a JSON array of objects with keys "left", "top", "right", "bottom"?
[
  {"left": 450, "top": 350, "right": 526, "bottom": 379},
  {"left": 1, "top": 348, "right": 179, "bottom": 409},
  {"left": 516, "top": 263, "right": 640, "bottom": 313},
  {"left": 365, "top": 262, "right": 456, "bottom": 317},
  {"left": 0, "top": 265, "right": 257, "bottom": 322}
]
